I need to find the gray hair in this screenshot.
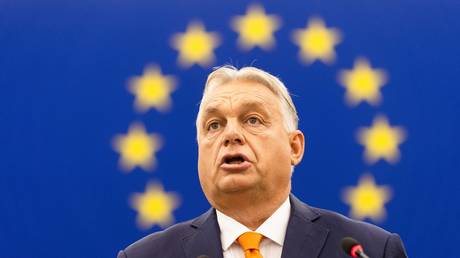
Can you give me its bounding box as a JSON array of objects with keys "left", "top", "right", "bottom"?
[{"left": 196, "top": 65, "right": 299, "bottom": 134}]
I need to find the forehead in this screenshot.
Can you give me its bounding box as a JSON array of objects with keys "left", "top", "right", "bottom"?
[{"left": 201, "top": 80, "right": 280, "bottom": 111}]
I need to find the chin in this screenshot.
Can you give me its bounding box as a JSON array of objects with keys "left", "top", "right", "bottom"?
[{"left": 217, "top": 176, "right": 257, "bottom": 194}]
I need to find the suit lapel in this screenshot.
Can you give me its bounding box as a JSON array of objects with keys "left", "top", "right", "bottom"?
[
  {"left": 182, "top": 209, "right": 224, "bottom": 258},
  {"left": 182, "top": 195, "right": 328, "bottom": 258},
  {"left": 281, "top": 195, "right": 329, "bottom": 258}
]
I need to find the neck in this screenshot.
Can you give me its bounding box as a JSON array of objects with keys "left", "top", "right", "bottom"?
[{"left": 213, "top": 188, "right": 290, "bottom": 230}]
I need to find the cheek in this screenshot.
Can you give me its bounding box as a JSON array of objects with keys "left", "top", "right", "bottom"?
[
  {"left": 198, "top": 146, "right": 211, "bottom": 169},
  {"left": 254, "top": 134, "right": 292, "bottom": 170},
  {"left": 197, "top": 146, "right": 212, "bottom": 190},
  {"left": 198, "top": 139, "right": 220, "bottom": 170},
  {"left": 256, "top": 131, "right": 289, "bottom": 151}
]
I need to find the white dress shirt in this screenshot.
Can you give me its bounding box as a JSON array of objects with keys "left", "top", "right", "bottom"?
[{"left": 216, "top": 196, "right": 291, "bottom": 258}]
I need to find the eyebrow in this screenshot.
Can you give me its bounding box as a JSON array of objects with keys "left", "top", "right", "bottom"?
[
  {"left": 202, "top": 106, "right": 220, "bottom": 116},
  {"left": 202, "top": 100, "right": 271, "bottom": 119}
]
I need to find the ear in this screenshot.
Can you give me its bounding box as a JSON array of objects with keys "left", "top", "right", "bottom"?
[{"left": 289, "top": 130, "right": 305, "bottom": 166}]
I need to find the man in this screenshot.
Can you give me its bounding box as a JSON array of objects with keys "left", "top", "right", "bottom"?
[{"left": 117, "top": 66, "right": 408, "bottom": 258}]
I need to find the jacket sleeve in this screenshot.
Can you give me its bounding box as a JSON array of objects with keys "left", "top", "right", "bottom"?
[{"left": 383, "top": 233, "right": 408, "bottom": 258}]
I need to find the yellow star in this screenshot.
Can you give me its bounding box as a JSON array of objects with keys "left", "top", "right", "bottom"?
[
  {"left": 231, "top": 4, "right": 281, "bottom": 50},
  {"left": 357, "top": 116, "right": 406, "bottom": 164},
  {"left": 171, "top": 21, "right": 220, "bottom": 68},
  {"left": 342, "top": 174, "right": 391, "bottom": 222},
  {"left": 130, "top": 182, "right": 180, "bottom": 229},
  {"left": 128, "top": 66, "right": 176, "bottom": 113},
  {"left": 292, "top": 17, "right": 341, "bottom": 64},
  {"left": 112, "top": 123, "right": 162, "bottom": 172},
  {"left": 338, "top": 58, "right": 387, "bottom": 106}
]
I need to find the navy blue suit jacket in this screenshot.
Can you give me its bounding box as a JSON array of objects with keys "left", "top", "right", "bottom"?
[{"left": 117, "top": 195, "right": 407, "bottom": 258}]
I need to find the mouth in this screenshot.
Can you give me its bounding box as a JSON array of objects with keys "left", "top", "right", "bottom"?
[{"left": 220, "top": 153, "right": 251, "bottom": 171}]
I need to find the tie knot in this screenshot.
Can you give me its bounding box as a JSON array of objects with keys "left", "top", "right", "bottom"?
[{"left": 237, "top": 232, "right": 263, "bottom": 251}]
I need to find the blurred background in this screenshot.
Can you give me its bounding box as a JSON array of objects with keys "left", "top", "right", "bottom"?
[{"left": 1, "top": 0, "right": 459, "bottom": 257}]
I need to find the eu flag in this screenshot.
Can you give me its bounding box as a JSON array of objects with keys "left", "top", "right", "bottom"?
[{"left": 1, "top": 0, "right": 459, "bottom": 257}]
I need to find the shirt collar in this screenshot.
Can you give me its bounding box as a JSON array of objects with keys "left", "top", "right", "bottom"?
[{"left": 216, "top": 196, "right": 291, "bottom": 251}]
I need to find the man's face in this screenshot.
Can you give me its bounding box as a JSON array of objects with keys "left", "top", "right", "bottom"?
[{"left": 197, "top": 80, "right": 304, "bottom": 204}]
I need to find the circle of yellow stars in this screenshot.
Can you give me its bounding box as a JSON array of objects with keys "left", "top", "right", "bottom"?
[{"left": 112, "top": 3, "right": 408, "bottom": 229}]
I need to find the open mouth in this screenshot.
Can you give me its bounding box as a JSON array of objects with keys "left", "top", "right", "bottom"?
[
  {"left": 220, "top": 154, "right": 251, "bottom": 171},
  {"left": 224, "top": 155, "right": 246, "bottom": 164},
  {"left": 223, "top": 154, "right": 246, "bottom": 164}
]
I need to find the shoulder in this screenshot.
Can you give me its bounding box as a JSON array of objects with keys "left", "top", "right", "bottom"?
[
  {"left": 311, "top": 206, "right": 407, "bottom": 257},
  {"left": 289, "top": 195, "right": 407, "bottom": 257},
  {"left": 117, "top": 218, "right": 195, "bottom": 258},
  {"left": 313, "top": 206, "right": 391, "bottom": 238}
]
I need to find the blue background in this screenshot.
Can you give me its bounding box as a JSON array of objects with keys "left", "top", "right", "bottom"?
[{"left": 1, "top": 0, "right": 459, "bottom": 257}]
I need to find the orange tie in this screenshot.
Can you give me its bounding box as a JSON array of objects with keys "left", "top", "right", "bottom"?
[{"left": 237, "top": 232, "right": 264, "bottom": 258}]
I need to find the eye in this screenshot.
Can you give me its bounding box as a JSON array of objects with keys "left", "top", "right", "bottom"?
[
  {"left": 246, "top": 116, "right": 262, "bottom": 126},
  {"left": 207, "top": 121, "right": 221, "bottom": 131}
]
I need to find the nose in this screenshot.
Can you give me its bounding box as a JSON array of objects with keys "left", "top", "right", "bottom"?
[{"left": 223, "top": 120, "right": 245, "bottom": 146}]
